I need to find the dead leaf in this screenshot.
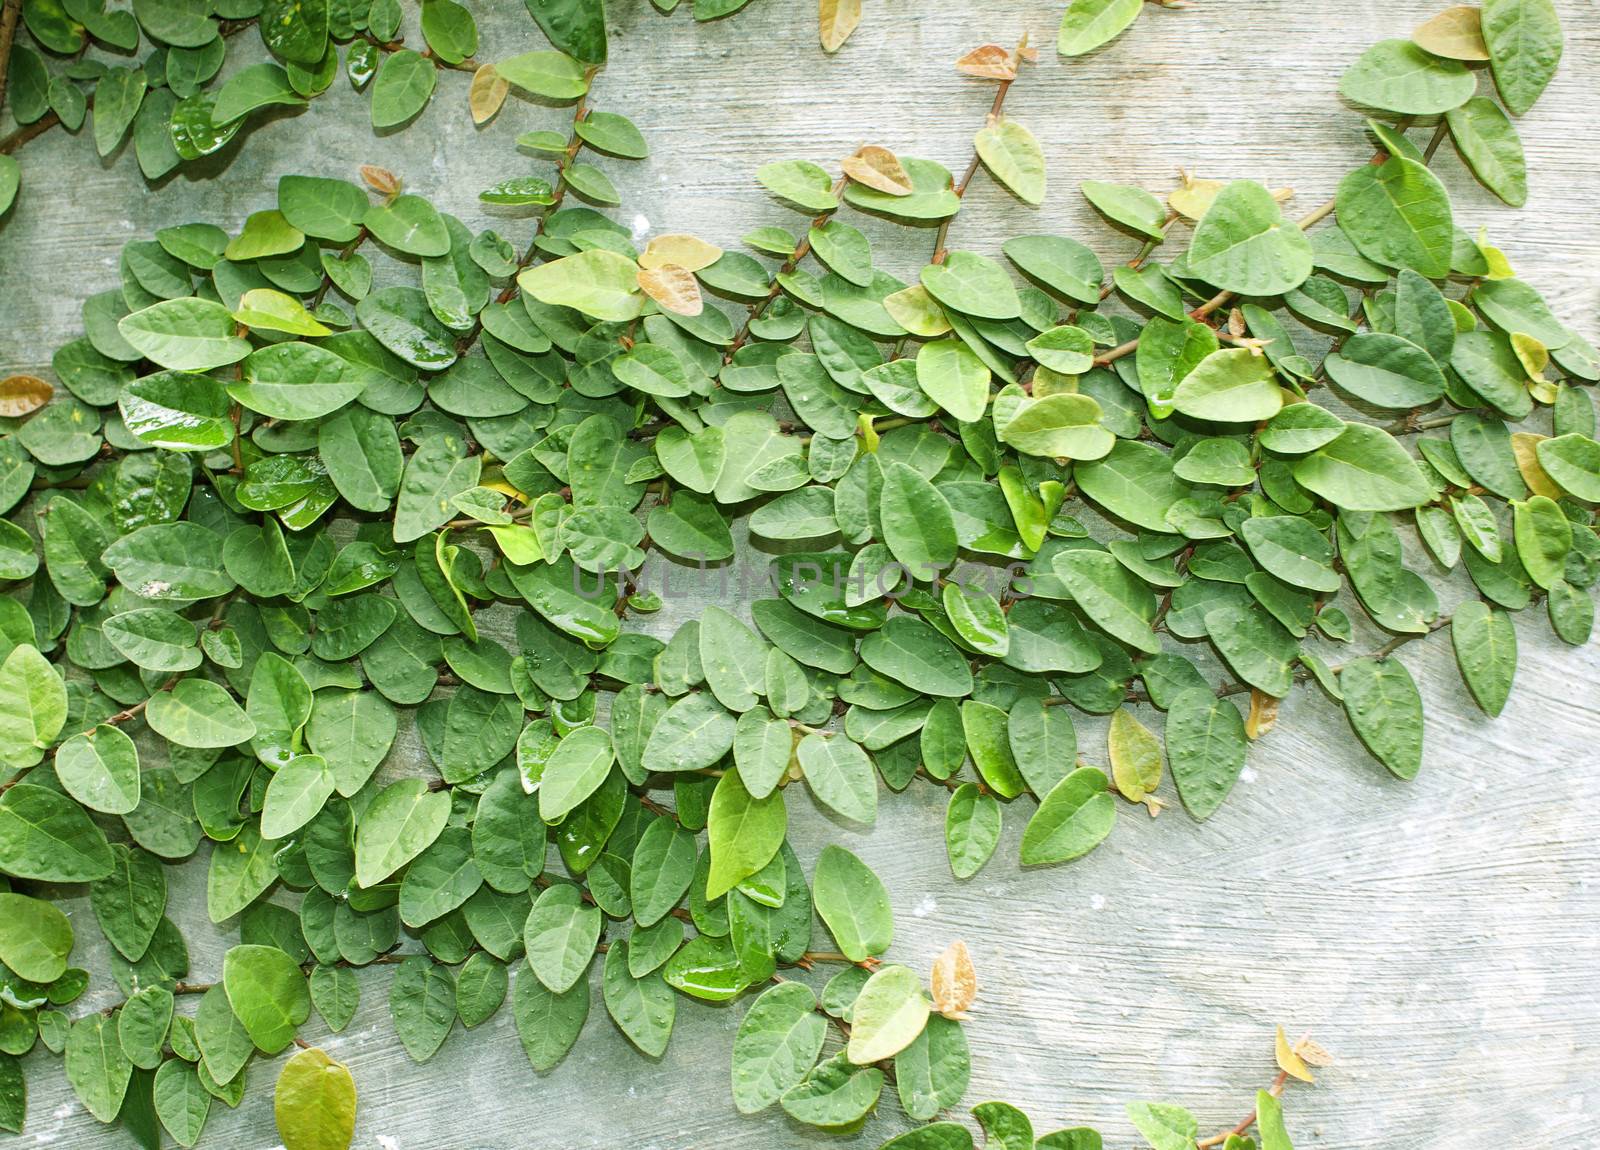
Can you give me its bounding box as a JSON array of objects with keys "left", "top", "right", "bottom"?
[
  {"left": 639, "top": 234, "right": 723, "bottom": 273},
  {"left": 637, "top": 265, "right": 703, "bottom": 317},
  {"left": 468, "top": 64, "right": 509, "bottom": 126},
  {"left": 840, "top": 145, "right": 913, "bottom": 196},
  {"left": 1227, "top": 308, "right": 1246, "bottom": 340},
  {"left": 819, "top": 0, "right": 861, "bottom": 53},
  {"left": 1413, "top": 5, "right": 1490, "bottom": 61},
  {"left": 0, "top": 375, "right": 52, "bottom": 418},
  {"left": 956, "top": 44, "right": 1016, "bottom": 80},
  {"left": 930, "top": 940, "right": 977, "bottom": 1020},
  {"left": 360, "top": 165, "right": 400, "bottom": 199},
  {"left": 1293, "top": 1035, "right": 1335, "bottom": 1067},
  {"left": 1245, "top": 689, "right": 1279, "bottom": 740},
  {"left": 1275, "top": 1026, "right": 1315, "bottom": 1083}
]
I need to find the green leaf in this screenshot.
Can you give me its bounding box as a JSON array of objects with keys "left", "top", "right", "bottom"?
[
  {"left": 758, "top": 159, "right": 838, "bottom": 212},
  {"left": 1107, "top": 707, "right": 1162, "bottom": 804},
  {"left": 847, "top": 963, "right": 929, "bottom": 1064},
  {"left": 1170, "top": 348, "right": 1283, "bottom": 422},
  {"left": 1445, "top": 96, "right": 1527, "bottom": 206},
  {"left": 781, "top": 1049, "right": 884, "bottom": 1127},
  {"left": 389, "top": 955, "right": 456, "bottom": 1062},
  {"left": 1293, "top": 422, "right": 1432, "bottom": 511},
  {"left": 1535, "top": 434, "right": 1600, "bottom": 501},
  {"left": 118, "top": 297, "right": 251, "bottom": 372},
  {"left": 223, "top": 943, "right": 310, "bottom": 1053},
  {"left": 602, "top": 941, "right": 675, "bottom": 1056},
  {"left": 944, "top": 783, "right": 1001, "bottom": 879},
  {"left": 0, "top": 784, "right": 113, "bottom": 881},
  {"left": 812, "top": 845, "right": 892, "bottom": 961},
  {"left": 643, "top": 691, "right": 736, "bottom": 773},
  {"left": 1239, "top": 515, "right": 1340, "bottom": 592},
  {"left": 495, "top": 49, "right": 591, "bottom": 98},
  {"left": 213, "top": 62, "right": 305, "bottom": 124},
  {"left": 1188, "top": 180, "right": 1313, "bottom": 296},
  {"left": 974, "top": 1102, "right": 1036, "bottom": 1150},
  {"left": 153, "top": 1059, "right": 210, "bottom": 1147},
  {"left": 1052, "top": 549, "right": 1161, "bottom": 654},
  {"left": 354, "top": 778, "right": 451, "bottom": 888},
  {"left": 706, "top": 769, "right": 787, "bottom": 899},
  {"left": 147, "top": 679, "right": 255, "bottom": 749},
  {"left": 274, "top": 1047, "right": 356, "bottom": 1150},
  {"left": 56, "top": 724, "right": 141, "bottom": 815},
  {"left": 1020, "top": 768, "right": 1115, "bottom": 865},
  {"left": 916, "top": 338, "right": 990, "bottom": 423},
  {"left": 796, "top": 732, "right": 878, "bottom": 824},
  {"left": 524, "top": 883, "right": 601, "bottom": 993},
  {"left": 0, "top": 644, "right": 66, "bottom": 769},
  {"left": 0, "top": 892, "right": 73, "bottom": 982},
  {"left": 975, "top": 119, "right": 1045, "bottom": 204},
  {"left": 627, "top": 816, "right": 696, "bottom": 926},
  {"left": 859, "top": 616, "right": 973, "bottom": 698},
  {"left": 921, "top": 251, "right": 1020, "bottom": 321},
  {"left": 120, "top": 371, "right": 235, "bottom": 451},
  {"left": 520, "top": 249, "right": 642, "bottom": 322},
  {"left": 1481, "top": 0, "right": 1563, "bottom": 115},
  {"left": 261, "top": 754, "right": 336, "bottom": 840},
  {"left": 880, "top": 461, "right": 958, "bottom": 578},
  {"left": 1340, "top": 656, "right": 1424, "bottom": 779},
  {"left": 370, "top": 50, "right": 437, "bottom": 129},
  {"left": 1058, "top": 0, "right": 1142, "bottom": 56},
  {"left": 513, "top": 965, "right": 589, "bottom": 1072},
  {"left": 732, "top": 981, "right": 827, "bottom": 1114},
  {"left": 93, "top": 67, "right": 148, "bottom": 157},
  {"left": 1126, "top": 1101, "right": 1199, "bottom": 1150},
  {"left": 1166, "top": 689, "right": 1248, "bottom": 819},
  {"left": 1324, "top": 331, "right": 1446, "bottom": 409},
  {"left": 1335, "top": 156, "right": 1454, "bottom": 279},
  {"left": 1339, "top": 39, "right": 1475, "bottom": 113},
  {"left": 539, "top": 725, "right": 615, "bottom": 821},
  {"left": 65, "top": 1014, "right": 132, "bottom": 1122},
  {"left": 1513, "top": 494, "right": 1571, "bottom": 590},
  {"left": 1450, "top": 600, "right": 1517, "bottom": 718}
]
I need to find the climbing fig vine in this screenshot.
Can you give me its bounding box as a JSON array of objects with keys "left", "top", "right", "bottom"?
[{"left": 0, "top": 1, "right": 1586, "bottom": 1149}]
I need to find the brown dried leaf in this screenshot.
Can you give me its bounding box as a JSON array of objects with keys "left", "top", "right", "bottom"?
[
  {"left": 1293, "top": 1036, "right": 1335, "bottom": 1067},
  {"left": 1245, "top": 689, "right": 1280, "bottom": 740},
  {"left": 360, "top": 165, "right": 400, "bottom": 198},
  {"left": 840, "top": 145, "right": 913, "bottom": 197},
  {"left": 1413, "top": 5, "right": 1490, "bottom": 61},
  {"left": 1275, "top": 1026, "right": 1315, "bottom": 1083},
  {"left": 956, "top": 44, "right": 1016, "bottom": 80},
  {"left": 1227, "top": 307, "right": 1246, "bottom": 341},
  {"left": 637, "top": 265, "right": 703, "bottom": 317},
  {"left": 639, "top": 234, "right": 723, "bottom": 273},
  {"left": 819, "top": 0, "right": 861, "bottom": 53},
  {"left": 930, "top": 940, "right": 977, "bottom": 1020},
  {"left": 0, "top": 375, "right": 53, "bottom": 418},
  {"left": 468, "top": 64, "right": 509, "bottom": 126}
]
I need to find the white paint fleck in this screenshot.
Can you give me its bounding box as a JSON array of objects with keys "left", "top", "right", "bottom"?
[
  {"left": 630, "top": 213, "right": 651, "bottom": 243},
  {"left": 1090, "top": 893, "right": 1106, "bottom": 911},
  {"left": 912, "top": 895, "right": 937, "bottom": 918},
  {"left": 1239, "top": 766, "right": 1259, "bottom": 783},
  {"left": 378, "top": 1136, "right": 402, "bottom": 1150}
]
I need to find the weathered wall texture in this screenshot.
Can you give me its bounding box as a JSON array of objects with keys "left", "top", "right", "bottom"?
[{"left": 2, "top": 2, "right": 1597, "bottom": 1148}]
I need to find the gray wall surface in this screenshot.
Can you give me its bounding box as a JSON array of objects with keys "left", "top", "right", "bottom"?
[{"left": 2, "top": 2, "right": 1597, "bottom": 1148}]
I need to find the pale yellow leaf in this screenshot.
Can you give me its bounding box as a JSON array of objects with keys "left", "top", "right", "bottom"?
[
  {"left": 1510, "top": 332, "right": 1548, "bottom": 379},
  {"left": 956, "top": 44, "right": 1016, "bottom": 79},
  {"left": 882, "top": 285, "right": 950, "bottom": 337},
  {"left": 840, "top": 145, "right": 913, "bottom": 196},
  {"left": 819, "top": 0, "right": 861, "bottom": 53},
  {"left": 637, "top": 264, "right": 704, "bottom": 317},
  {"left": 930, "top": 940, "right": 977, "bottom": 1020},
  {"left": 468, "top": 64, "right": 509, "bottom": 125},
  {"left": 0, "top": 375, "right": 53, "bottom": 418},
  {"left": 1245, "top": 689, "right": 1279, "bottom": 740},
  {"left": 1108, "top": 708, "right": 1163, "bottom": 807},
  {"left": 1413, "top": 6, "right": 1490, "bottom": 61},
  {"left": 639, "top": 234, "right": 723, "bottom": 273},
  {"left": 1275, "top": 1026, "right": 1315, "bottom": 1083},
  {"left": 1511, "top": 432, "right": 1562, "bottom": 500},
  {"left": 1168, "top": 171, "right": 1226, "bottom": 221}
]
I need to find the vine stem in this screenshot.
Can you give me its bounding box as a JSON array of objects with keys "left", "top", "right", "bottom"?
[
  {"left": 0, "top": 0, "right": 24, "bottom": 116},
  {"left": 1093, "top": 125, "right": 1424, "bottom": 368},
  {"left": 723, "top": 176, "right": 849, "bottom": 363},
  {"left": 1195, "top": 1070, "right": 1290, "bottom": 1148},
  {"left": 929, "top": 39, "right": 1026, "bottom": 267}
]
